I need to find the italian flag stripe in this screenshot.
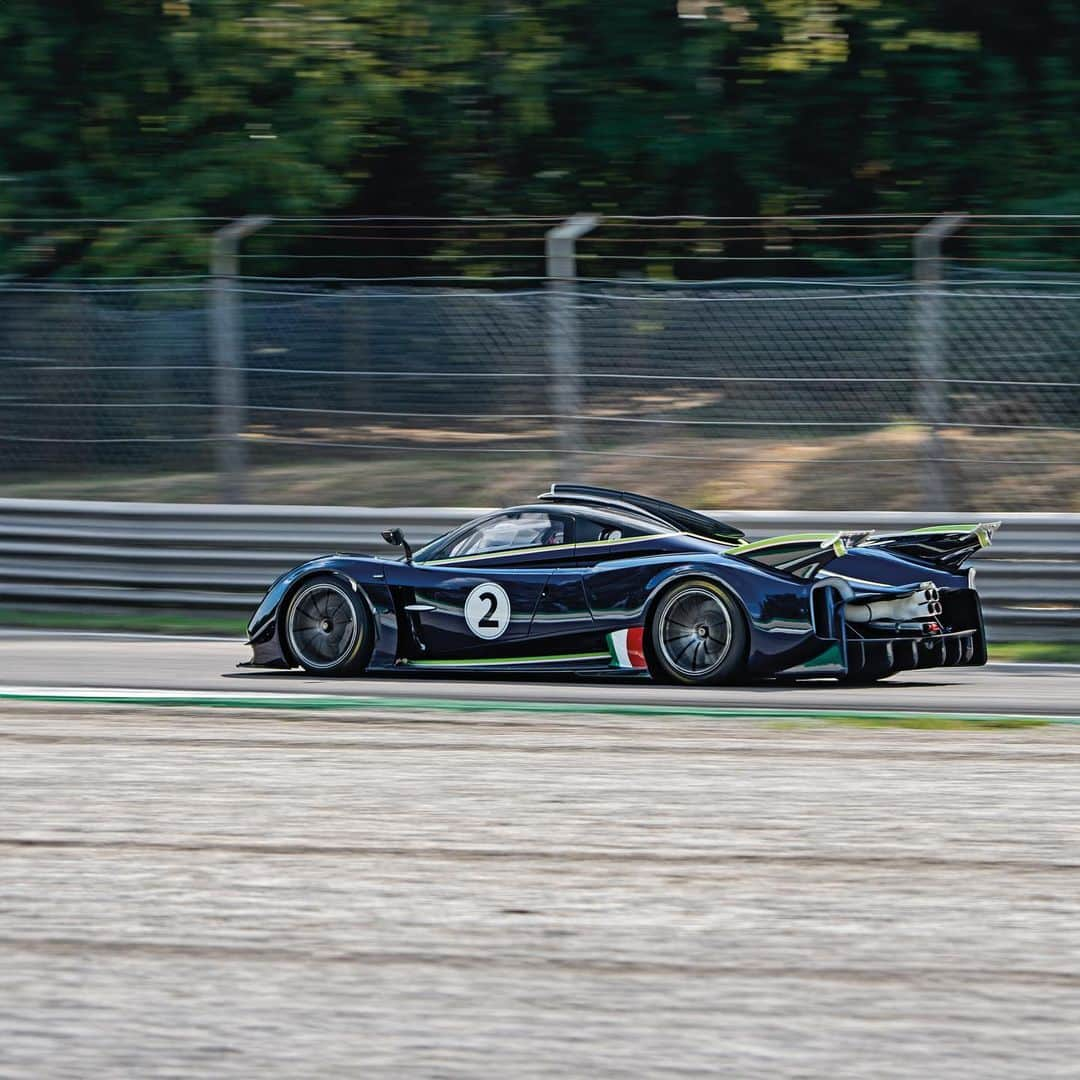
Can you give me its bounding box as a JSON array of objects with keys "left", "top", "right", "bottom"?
[{"left": 607, "top": 628, "right": 648, "bottom": 670}]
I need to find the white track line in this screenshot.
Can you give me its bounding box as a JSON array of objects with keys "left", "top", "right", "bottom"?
[{"left": 0, "top": 628, "right": 242, "bottom": 643}]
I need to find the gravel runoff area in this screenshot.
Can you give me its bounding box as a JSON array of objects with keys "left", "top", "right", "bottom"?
[{"left": 2, "top": 703, "right": 1079, "bottom": 1079}]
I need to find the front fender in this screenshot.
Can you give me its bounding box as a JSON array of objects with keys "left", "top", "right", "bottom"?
[{"left": 246, "top": 556, "right": 399, "bottom": 668}]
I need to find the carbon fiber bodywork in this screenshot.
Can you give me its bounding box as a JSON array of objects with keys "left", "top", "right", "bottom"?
[{"left": 246, "top": 489, "right": 990, "bottom": 682}]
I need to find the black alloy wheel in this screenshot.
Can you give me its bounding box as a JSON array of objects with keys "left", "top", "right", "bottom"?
[
  {"left": 649, "top": 579, "right": 747, "bottom": 685},
  {"left": 285, "top": 576, "right": 372, "bottom": 675}
]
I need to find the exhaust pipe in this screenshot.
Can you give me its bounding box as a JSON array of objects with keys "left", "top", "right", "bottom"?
[{"left": 844, "top": 582, "right": 943, "bottom": 625}]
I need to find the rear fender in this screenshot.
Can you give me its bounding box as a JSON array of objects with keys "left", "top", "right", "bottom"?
[
  {"left": 826, "top": 546, "right": 973, "bottom": 593},
  {"left": 639, "top": 568, "right": 753, "bottom": 672},
  {"left": 642, "top": 566, "right": 753, "bottom": 629},
  {"left": 638, "top": 562, "right": 821, "bottom": 676}
]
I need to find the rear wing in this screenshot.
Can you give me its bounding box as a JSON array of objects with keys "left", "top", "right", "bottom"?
[
  {"left": 728, "top": 531, "right": 872, "bottom": 579},
  {"left": 863, "top": 522, "right": 1001, "bottom": 569}
]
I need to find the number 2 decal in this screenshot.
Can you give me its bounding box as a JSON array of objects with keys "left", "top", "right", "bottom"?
[
  {"left": 477, "top": 591, "right": 500, "bottom": 628},
  {"left": 465, "top": 582, "right": 511, "bottom": 640}
]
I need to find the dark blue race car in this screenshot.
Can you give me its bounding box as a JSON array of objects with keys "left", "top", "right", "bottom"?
[{"left": 245, "top": 485, "right": 998, "bottom": 685}]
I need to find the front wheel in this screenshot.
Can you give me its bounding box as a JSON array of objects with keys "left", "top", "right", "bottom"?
[
  {"left": 649, "top": 579, "right": 747, "bottom": 685},
  {"left": 284, "top": 576, "right": 373, "bottom": 676}
]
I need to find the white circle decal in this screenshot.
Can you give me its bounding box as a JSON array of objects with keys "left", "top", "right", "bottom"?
[{"left": 464, "top": 582, "right": 511, "bottom": 640}]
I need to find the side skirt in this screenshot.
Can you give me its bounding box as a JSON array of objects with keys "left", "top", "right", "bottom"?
[
  {"left": 400, "top": 651, "right": 612, "bottom": 674},
  {"left": 398, "top": 635, "right": 655, "bottom": 677},
  {"left": 396, "top": 629, "right": 653, "bottom": 676}
]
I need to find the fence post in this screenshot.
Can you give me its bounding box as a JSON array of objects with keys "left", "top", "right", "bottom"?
[
  {"left": 210, "top": 215, "right": 270, "bottom": 503},
  {"left": 913, "top": 212, "right": 967, "bottom": 512},
  {"left": 546, "top": 214, "right": 600, "bottom": 480}
]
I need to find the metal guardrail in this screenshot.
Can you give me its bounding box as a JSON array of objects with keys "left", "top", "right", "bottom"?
[{"left": 1, "top": 499, "right": 1077, "bottom": 640}]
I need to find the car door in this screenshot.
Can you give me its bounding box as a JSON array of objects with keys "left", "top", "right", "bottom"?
[{"left": 405, "top": 510, "right": 575, "bottom": 658}]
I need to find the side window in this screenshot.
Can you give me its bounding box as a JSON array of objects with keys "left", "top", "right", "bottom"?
[
  {"left": 574, "top": 514, "right": 654, "bottom": 544},
  {"left": 444, "top": 512, "right": 566, "bottom": 558}
]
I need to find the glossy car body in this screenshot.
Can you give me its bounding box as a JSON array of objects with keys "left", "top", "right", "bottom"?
[{"left": 245, "top": 485, "right": 995, "bottom": 682}]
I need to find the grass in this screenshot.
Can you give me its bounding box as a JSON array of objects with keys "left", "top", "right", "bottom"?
[
  {"left": 987, "top": 641, "right": 1080, "bottom": 664},
  {"left": 0, "top": 607, "right": 245, "bottom": 637},
  {"left": 3, "top": 428, "right": 1079, "bottom": 511},
  {"left": 0, "top": 606, "right": 1075, "bottom": 664},
  {"left": 812, "top": 714, "right": 1049, "bottom": 730}
]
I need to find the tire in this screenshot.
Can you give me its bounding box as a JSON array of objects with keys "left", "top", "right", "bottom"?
[
  {"left": 648, "top": 578, "right": 748, "bottom": 686},
  {"left": 283, "top": 575, "right": 373, "bottom": 676}
]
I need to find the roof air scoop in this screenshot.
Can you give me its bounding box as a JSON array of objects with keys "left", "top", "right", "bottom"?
[{"left": 539, "top": 484, "right": 746, "bottom": 543}]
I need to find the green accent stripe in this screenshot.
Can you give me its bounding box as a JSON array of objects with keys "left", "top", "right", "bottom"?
[
  {"left": 887, "top": 523, "right": 998, "bottom": 550},
  {"left": 908, "top": 523, "right": 981, "bottom": 535},
  {"left": 0, "top": 687, "right": 1076, "bottom": 724},
  {"left": 405, "top": 652, "right": 609, "bottom": 668},
  {"left": 793, "top": 642, "right": 845, "bottom": 670},
  {"left": 728, "top": 532, "right": 837, "bottom": 555}
]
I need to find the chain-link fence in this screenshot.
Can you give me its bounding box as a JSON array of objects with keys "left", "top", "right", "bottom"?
[{"left": 1, "top": 272, "right": 1077, "bottom": 509}]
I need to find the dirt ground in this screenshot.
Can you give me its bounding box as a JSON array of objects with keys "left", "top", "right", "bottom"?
[
  {"left": 4, "top": 427, "right": 1078, "bottom": 511},
  {"left": 2, "top": 703, "right": 1079, "bottom": 1078}
]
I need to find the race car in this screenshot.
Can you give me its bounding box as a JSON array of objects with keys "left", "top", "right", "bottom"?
[{"left": 244, "top": 484, "right": 998, "bottom": 684}]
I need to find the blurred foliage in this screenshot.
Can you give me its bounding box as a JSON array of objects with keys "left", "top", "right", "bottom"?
[{"left": 0, "top": 0, "right": 1077, "bottom": 276}]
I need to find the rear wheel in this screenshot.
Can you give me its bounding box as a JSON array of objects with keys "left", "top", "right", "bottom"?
[
  {"left": 649, "top": 579, "right": 747, "bottom": 685},
  {"left": 284, "top": 576, "right": 372, "bottom": 676}
]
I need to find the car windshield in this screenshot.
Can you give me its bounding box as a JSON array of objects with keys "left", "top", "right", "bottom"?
[{"left": 442, "top": 511, "right": 565, "bottom": 558}]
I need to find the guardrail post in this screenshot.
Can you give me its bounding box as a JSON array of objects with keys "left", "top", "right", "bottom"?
[
  {"left": 210, "top": 215, "right": 270, "bottom": 503},
  {"left": 546, "top": 214, "right": 600, "bottom": 480},
  {"left": 913, "top": 212, "right": 967, "bottom": 512}
]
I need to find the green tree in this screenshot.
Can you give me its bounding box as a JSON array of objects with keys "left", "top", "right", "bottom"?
[{"left": 1, "top": 1, "right": 1077, "bottom": 277}]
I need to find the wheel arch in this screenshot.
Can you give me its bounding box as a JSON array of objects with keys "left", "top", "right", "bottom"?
[
  {"left": 641, "top": 568, "right": 753, "bottom": 669},
  {"left": 276, "top": 568, "right": 375, "bottom": 668}
]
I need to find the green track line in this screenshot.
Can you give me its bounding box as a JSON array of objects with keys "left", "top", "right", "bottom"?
[{"left": 0, "top": 687, "right": 1074, "bottom": 726}]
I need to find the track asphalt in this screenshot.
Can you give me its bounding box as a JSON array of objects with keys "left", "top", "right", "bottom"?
[
  {"left": 1, "top": 630, "right": 1077, "bottom": 717},
  {"left": 5, "top": 634, "right": 1080, "bottom": 1076}
]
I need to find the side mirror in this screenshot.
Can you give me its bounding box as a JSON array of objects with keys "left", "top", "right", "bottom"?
[{"left": 381, "top": 527, "right": 413, "bottom": 564}]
